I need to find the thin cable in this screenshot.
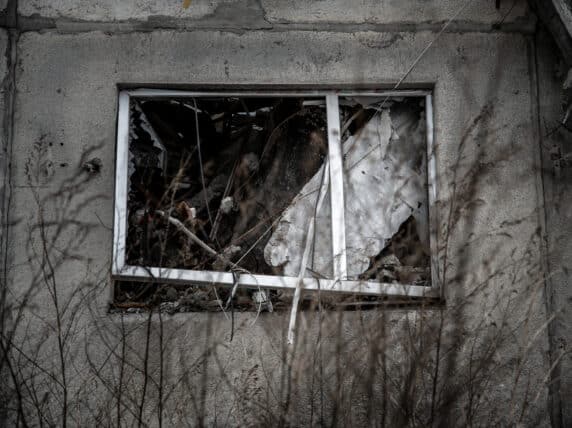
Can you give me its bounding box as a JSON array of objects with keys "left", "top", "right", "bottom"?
[
  {"left": 353, "top": 0, "right": 474, "bottom": 132},
  {"left": 392, "top": 0, "right": 473, "bottom": 93},
  {"left": 341, "top": 0, "right": 474, "bottom": 164},
  {"left": 192, "top": 98, "right": 215, "bottom": 230}
]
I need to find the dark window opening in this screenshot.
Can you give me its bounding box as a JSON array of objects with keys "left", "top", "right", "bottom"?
[
  {"left": 112, "top": 90, "right": 436, "bottom": 312},
  {"left": 126, "top": 97, "right": 331, "bottom": 277}
]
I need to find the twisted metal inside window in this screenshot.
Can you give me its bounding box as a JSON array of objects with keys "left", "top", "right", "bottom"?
[{"left": 113, "top": 89, "right": 438, "bottom": 298}]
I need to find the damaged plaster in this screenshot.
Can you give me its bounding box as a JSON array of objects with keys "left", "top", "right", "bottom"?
[{"left": 18, "top": 0, "right": 530, "bottom": 26}]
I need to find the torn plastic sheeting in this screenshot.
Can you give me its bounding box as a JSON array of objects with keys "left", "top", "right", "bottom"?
[{"left": 264, "top": 109, "right": 427, "bottom": 280}]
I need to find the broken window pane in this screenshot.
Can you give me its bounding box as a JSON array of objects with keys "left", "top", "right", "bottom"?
[
  {"left": 338, "top": 96, "right": 431, "bottom": 285},
  {"left": 125, "top": 96, "right": 333, "bottom": 279}
]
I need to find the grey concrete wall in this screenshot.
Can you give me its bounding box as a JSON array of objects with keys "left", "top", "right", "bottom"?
[
  {"left": 19, "top": 0, "right": 530, "bottom": 24},
  {"left": 0, "top": 0, "right": 560, "bottom": 426},
  {"left": 0, "top": 28, "right": 8, "bottom": 281},
  {"left": 537, "top": 27, "right": 572, "bottom": 428}
]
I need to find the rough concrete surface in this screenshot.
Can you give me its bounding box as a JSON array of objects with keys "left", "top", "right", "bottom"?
[
  {"left": 19, "top": 0, "right": 532, "bottom": 26},
  {"left": 20, "top": 0, "right": 219, "bottom": 21},
  {"left": 2, "top": 21, "right": 553, "bottom": 426},
  {"left": 0, "top": 28, "right": 9, "bottom": 280},
  {"left": 261, "top": 0, "right": 530, "bottom": 25},
  {"left": 537, "top": 28, "right": 572, "bottom": 427},
  {"left": 0, "top": 27, "right": 8, "bottom": 162}
]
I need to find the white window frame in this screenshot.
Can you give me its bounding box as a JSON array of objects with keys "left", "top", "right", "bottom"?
[{"left": 112, "top": 88, "right": 439, "bottom": 298}]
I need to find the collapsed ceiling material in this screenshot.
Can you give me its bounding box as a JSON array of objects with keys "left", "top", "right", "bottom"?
[
  {"left": 123, "top": 95, "right": 431, "bottom": 309},
  {"left": 265, "top": 98, "right": 430, "bottom": 285}
]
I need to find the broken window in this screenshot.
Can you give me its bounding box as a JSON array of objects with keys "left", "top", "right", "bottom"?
[{"left": 113, "top": 89, "right": 438, "bottom": 299}]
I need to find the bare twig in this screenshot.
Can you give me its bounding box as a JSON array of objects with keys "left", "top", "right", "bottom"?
[{"left": 154, "top": 210, "right": 248, "bottom": 274}]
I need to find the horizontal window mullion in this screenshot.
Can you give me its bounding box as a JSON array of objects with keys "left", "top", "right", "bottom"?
[{"left": 115, "top": 265, "right": 435, "bottom": 298}]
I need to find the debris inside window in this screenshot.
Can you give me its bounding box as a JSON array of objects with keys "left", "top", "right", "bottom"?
[
  {"left": 266, "top": 97, "right": 431, "bottom": 285},
  {"left": 119, "top": 93, "right": 432, "bottom": 311},
  {"left": 126, "top": 96, "right": 332, "bottom": 278}
]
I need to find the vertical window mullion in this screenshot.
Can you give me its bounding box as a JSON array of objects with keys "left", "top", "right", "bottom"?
[
  {"left": 326, "top": 94, "right": 347, "bottom": 281},
  {"left": 112, "top": 91, "right": 131, "bottom": 275},
  {"left": 425, "top": 94, "right": 439, "bottom": 294}
]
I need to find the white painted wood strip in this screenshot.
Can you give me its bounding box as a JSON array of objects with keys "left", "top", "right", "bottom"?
[{"left": 288, "top": 161, "right": 331, "bottom": 344}]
